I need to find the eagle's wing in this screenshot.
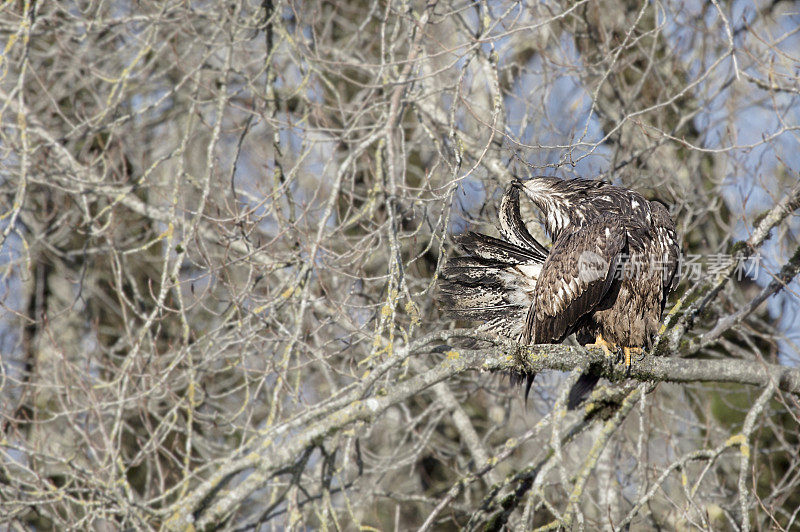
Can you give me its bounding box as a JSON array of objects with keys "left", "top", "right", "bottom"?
[
  {"left": 525, "top": 216, "right": 626, "bottom": 344},
  {"left": 453, "top": 231, "right": 543, "bottom": 264},
  {"left": 498, "top": 184, "right": 549, "bottom": 261}
]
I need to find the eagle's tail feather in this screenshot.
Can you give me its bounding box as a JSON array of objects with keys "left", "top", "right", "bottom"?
[
  {"left": 439, "top": 231, "right": 544, "bottom": 340},
  {"left": 508, "top": 371, "right": 536, "bottom": 403},
  {"left": 567, "top": 373, "right": 601, "bottom": 409},
  {"left": 440, "top": 228, "right": 547, "bottom": 399}
]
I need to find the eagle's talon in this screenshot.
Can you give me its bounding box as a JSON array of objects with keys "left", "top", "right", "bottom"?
[
  {"left": 587, "top": 334, "right": 617, "bottom": 359},
  {"left": 621, "top": 346, "right": 643, "bottom": 376}
]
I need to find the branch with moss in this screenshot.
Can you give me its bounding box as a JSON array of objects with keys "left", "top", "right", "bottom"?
[{"left": 495, "top": 342, "right": 800, "bottom": 396}]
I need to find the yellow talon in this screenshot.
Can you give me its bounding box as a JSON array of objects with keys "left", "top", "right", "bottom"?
[
  {"left": 622, "top": 347, "right": 643, "bottom": 368},
  {"left": 587, "top": 334, "right": 616, "bottom": 359}
]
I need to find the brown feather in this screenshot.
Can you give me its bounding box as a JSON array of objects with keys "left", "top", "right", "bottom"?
[{"left": 527, "top": 216, "right": 626, "bottom": 344}]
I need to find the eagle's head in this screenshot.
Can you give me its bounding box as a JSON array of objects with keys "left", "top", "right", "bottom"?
[{"left": 515, "top": 177, "right": 607, "bottom": 239}]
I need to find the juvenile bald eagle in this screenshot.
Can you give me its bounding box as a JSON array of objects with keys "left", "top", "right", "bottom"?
[{"left": 439, "top": 177, "right": 680, "bottom": 407}]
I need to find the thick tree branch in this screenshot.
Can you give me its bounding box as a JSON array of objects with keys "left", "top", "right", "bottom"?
[{"left": 489, "top": 342, "right": 800, "bottom": 397}]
